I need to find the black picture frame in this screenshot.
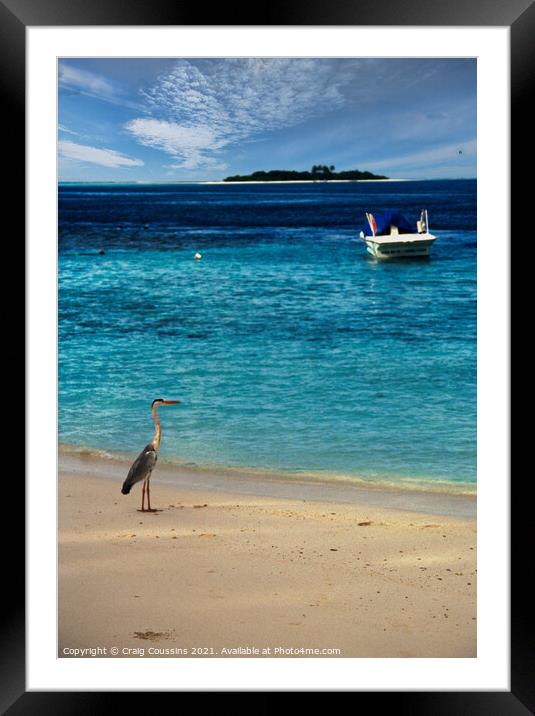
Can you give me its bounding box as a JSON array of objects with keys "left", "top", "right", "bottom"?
[{"left": 7, "top": 0, "right": 527, "bottom": 710}]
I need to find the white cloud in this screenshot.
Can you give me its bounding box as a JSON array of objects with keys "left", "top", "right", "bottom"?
[
  {"left": 59, "top": 140, "right": 144, "bottom": 168},
  {"left": 124, "top": 118, "right": 221, "bottom": 169},
  {"left": 126, "top": 59, "right": 356, "bottom": 169}
]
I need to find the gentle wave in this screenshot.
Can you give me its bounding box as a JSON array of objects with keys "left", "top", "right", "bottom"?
[{"left": 58, "top": 442, "right": 476, "bottom": 497}]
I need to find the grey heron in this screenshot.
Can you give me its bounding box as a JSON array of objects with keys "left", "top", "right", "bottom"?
[{"left": 121, "top": 398, "right": 180, "bottom": 511}]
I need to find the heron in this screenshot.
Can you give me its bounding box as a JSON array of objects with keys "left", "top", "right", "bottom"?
[{"left": 121, "top": 398, "right": 181, "bottom": 511}]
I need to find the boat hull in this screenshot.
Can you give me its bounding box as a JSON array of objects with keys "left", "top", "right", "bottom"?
[{"left": 363, "top": 232, "right": 437, "bottom": 259}]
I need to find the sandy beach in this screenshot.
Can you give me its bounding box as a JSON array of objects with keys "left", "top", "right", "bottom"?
[{"left": 59, "top": 451, "right": 476, "bottom": 658}]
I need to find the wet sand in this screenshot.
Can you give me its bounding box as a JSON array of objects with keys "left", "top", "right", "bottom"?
[{"left": 59, "top": 452, "right": 476, "bottom": 658}]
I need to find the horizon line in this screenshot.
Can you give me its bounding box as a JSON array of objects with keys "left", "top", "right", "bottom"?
[{"left": 58, "top": 177, "right": 477, "bottom": 184}]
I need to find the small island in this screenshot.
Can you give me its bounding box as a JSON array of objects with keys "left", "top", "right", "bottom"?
[{"left": 223, "top": 164, "right": 388, "bottom": 182}]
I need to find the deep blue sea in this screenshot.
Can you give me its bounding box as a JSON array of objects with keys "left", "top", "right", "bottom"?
[{"left": 58, "top": 180, "right": 476, "bottom": 493}]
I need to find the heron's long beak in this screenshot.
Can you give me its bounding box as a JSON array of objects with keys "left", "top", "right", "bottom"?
[{"left": 163, "top": 400, "right": 181, "bottom": 405}]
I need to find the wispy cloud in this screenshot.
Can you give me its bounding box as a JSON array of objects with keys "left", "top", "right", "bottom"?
[
  {"left": 364, "top": 139, "right": 476, "bottom": 173},
  {"left": 58, "top": 124, "right": 78, "bottom": 136},
  {"left": 59, "top": 140, "right": 144, "bottom": 168},
  {"left": 59, "top": 65, "right": 116, "bottom": 100},
  {"left": 125, "top": 59, "right": 357, "bottom": 170},
  {"left": 58, "top": 63, "right": 143, "bottom": 110}
]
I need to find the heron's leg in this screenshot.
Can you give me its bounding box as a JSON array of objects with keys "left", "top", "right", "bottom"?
[
  {"left": 141, "top": 481, "right": 146, "bottom": 512},
  {"left": 147, "top": 477, "right": 152, "bottom": 511}
]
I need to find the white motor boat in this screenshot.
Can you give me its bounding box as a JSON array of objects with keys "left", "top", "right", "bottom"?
[{"left": 359, "top": 209, "right": 437, "bottom": 259}]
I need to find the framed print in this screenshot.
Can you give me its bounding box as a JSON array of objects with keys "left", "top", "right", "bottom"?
[{"left": 7, "top": 0, "right": 528, "bottom": 708}]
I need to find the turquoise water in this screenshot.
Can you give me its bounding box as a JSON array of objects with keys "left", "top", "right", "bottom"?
[{"left": 59, "top": 181, "right": 476, "bottom": 492}]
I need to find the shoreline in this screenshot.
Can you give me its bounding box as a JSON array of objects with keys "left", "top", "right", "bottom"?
[
  {"left": 59, "top": 457, "right": 476, "bottom": 658},
  {"left": 203, "top": 179, "right": 399, "bottom": 184},
  {"left": 59, "top": 446, "right": 476, "bottom": 518}
]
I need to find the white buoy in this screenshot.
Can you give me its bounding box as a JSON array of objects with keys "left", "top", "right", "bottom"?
[{"left": 194, "top": 252, "right": 202, "bottom": 260}]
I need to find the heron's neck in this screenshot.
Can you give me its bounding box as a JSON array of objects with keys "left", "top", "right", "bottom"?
[{"left": 151, "top": 406, "right": 162, "bottom": 451}]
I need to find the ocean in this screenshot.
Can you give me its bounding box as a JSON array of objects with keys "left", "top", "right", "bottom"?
[{"left": 58, "top": 180, "right": 476, "bottom": 494}]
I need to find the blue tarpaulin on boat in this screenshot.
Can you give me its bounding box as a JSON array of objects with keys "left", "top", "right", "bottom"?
[{"left": 360, "top": 210, "right": 416, "bottom": 236}]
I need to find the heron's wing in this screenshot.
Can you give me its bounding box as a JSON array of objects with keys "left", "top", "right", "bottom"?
[{"left": 122, "top": 444, "right": 157, "bottom": 493}]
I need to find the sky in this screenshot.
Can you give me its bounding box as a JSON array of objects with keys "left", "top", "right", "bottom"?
[{"left": 58, "top": 58, "right": 476, "bottom": 182}]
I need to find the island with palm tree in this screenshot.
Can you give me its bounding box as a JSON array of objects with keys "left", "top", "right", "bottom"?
[{"left": 223, "top": 165, "right": 388, "bottom": 182}]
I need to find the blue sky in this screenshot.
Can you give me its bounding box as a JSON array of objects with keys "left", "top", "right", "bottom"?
[{"left": 58, "top": 58, "right": 476, "bottom": 181}]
